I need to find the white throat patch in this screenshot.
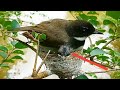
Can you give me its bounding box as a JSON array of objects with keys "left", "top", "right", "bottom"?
[{"left": 74, "top": 36, "right": 87, "bottom": 41}]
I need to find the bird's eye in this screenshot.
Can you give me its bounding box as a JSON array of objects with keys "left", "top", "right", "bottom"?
[{"left": 82, "top": 27, "right": 88, "bottom": 32}]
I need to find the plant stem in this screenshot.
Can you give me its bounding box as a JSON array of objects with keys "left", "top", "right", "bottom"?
[
  {"left": 88, "top": 36, "right": 93, "bottom": 47},
  {"left": 85, "top": 69, "right": 120, "bottom": 74},
  {"left": 0, "top": 48, "right": 15, "bottom": 65},
  {"left": 7, "top": 35, "right": 37, "bottom": 53},
  {"left": 31, "top": 34, "right": 40, "bottom": 77},
  {"left": 102, "top": 38, "right": 115, "bottom": 49},
  {"left": 69, "top": 11, "right": 78, "bottom": 20},
  {"left": 36, "top": 50, "right": 51, "bottom": 74}
]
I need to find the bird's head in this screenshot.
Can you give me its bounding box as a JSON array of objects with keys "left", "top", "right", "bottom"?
[
  {"left": 66, "top": 20, "right": 102, "bottom": 39},
  {"left": 58, "top": 20, "right": 103, "bottom": 57}
]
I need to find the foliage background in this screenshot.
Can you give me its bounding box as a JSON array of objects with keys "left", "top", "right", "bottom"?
[{"left": 0, "top": 11, "right": 120, "bottom": 79}]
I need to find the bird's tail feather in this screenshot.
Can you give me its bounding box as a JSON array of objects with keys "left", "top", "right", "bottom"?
[{"left": 14, "top": 26, "right": 35, "bottom": 32}]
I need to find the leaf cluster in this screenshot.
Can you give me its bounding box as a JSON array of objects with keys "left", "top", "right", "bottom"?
[{"left": 70, "top": 11, "right": 120, "bottom": 78}]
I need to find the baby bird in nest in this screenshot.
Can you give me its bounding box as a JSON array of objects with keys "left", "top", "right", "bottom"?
[{"left": 44, "top": 50, "right": 83, "bottom": 79}]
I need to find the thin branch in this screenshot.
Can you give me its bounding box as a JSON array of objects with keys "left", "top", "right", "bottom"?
[
  {"left": 32, "top": 34, "right": 40, "bottom": 77},
  {"left": 69, "top": 12, "right": 78, "bottom": 20},
  {"left": 85, "top": 69, "right": 120, "bottom": 74},
  {"left": 36, "top": 50, "right": 51, "bottom": 74},
  {"left": 88, "top": 36, "right": 93, "bottom": 47},
  {"left": 6, "top": 30, "right": 33, "bottom": 32},
  {"left": 0, "top": 48, "right": 15, "bottom": 65},
  {"left": 7, "top": 35, "right": 37, "bottom": 53},
  {"left": 101, "top": 38, "right": 115, "bottom": 49}
]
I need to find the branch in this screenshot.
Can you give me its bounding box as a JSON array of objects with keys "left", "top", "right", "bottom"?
[
  {"left": 0, "top": 47, "right": 15, "bottom": 65},
  {"left": 32, "top": 34, "right": 40, "bottom": 77},
  {"left": 36, "top": 50, "right": 51, "bottom": 74},
  {"left": 102, "top": 38, "right": 115, "bottom": 49},
  {"left": 88, "top": 36, "right": 93, "bottom": 47},
  {"left": 7, "top": 35, "right": 37, "bottom": 53},
  {"left": 69, "top": 11, "right": 78, "bottom": 20},
  {"left": 85, "top": 69, "right": 120, "bottom": 74}
]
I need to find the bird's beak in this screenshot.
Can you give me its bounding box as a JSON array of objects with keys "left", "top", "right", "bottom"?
[{"left": 93, "top": 29, "right": 103, "bottom": 34}]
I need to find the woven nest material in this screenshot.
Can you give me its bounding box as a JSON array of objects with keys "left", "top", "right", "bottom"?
[{"left": 44, "top": 54, "right": 83, "bottom": 79}]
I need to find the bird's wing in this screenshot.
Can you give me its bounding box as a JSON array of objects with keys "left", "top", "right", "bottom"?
[{"left": 15, "top": 19, "right": 70, "bottom": 48}]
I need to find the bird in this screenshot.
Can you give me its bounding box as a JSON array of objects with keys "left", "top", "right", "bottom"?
[{"left": 15, "top": 19, "right": 102, "bottom": 56}]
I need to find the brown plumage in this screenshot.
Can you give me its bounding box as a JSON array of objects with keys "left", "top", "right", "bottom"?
[{"left": 15, "top": 19, "right": 95, "bottom": 48}]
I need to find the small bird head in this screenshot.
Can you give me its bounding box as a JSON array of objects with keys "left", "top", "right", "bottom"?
[
  {"left": 58, "top": 20, "right": 103, "bottom": 57},
  {"left": 58, "top": 45, "right": 73, "bottom": 56},
  {"left": 66, "top": 20, "right": 102, "bottom": 38}
]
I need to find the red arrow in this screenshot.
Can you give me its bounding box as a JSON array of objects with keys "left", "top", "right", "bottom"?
[{"left": 71, "top": 53, "right": 109, "bottom": 70}]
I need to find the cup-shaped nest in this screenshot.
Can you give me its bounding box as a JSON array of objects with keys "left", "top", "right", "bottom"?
[{"left": 44, "top": 54, "right": 83, "bottom": 79}]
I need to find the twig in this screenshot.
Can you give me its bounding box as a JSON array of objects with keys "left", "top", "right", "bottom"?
[
  {"left": 32, "top": 34, "right": 40, "bottom": 77},
  {"left": 101, "top": 38, "right": 115, "bottom": 49},
  {"left": 69, "top": 11, "right": 78, "bottom": 20},
  {"left": 88, "top": 36, "right": 93, "bottom": 47},
  {"left": 85, "top": 69, "right": 120, "bottom": 74},
  {"left": 36, "top": 50, "right": 51, "bottom": 74},
  {"left": 0, "top": 48, "right": 15, "bottom": 65},
  {"left": 7, "top": 35, "right": 37, "bottom": 53}
]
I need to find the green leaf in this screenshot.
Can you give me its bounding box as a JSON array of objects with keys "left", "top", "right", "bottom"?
[
  {"left": 40, "top": 33, "right": 46, "bottom": 40},
  {"left": 0, "top": 51, "right": 8, "bottom": 59},
  {"left": 11, "top": 41, "right": 18, "bottom": 46},
  {"left": 0, "top": 16, "right": 5, "bottom": 25},
  {"left": 109, "top": 50, "right": 115, "bottom": 56},
  {"left": 11, "top": 20, "right": 20, "bottom": 29},
  {"left": 77, "top": 16, "right": 82, "bottom": 20},
  {"left": 15, "top": 42, "right": 28, "bottom": 49},
  {"left": 6, "top": 44, "right": 13, "bottom": 50},
  {"left": 11, "top": 55, "right": 23, "bottom": 60},
  {"left": 96, "top": 55, "right": 109, "bottom": 61},
  {"left": 0, "top": 45, "right": 8, "bottom": 52},
  {"left": 87, "top": 11, "right": 97, "bottom": 14},
  {"left": 106, "top": 11, "right": 120, "bottom": 20},
  {"left": 89, "top": 20, "right": 99, "bottom": 26},
  {"left": 90, "top": 49, "right": 106, "bottom": 56},
  {"left": 79, "top": 14, "right": 88, "bottom": 21},
  {"left": 13, "top": 50, "right": 24, "bottom": 55},
  {"left": 103, "top": 20, "right": 114, "bottom": 25},
  {"left": 96, "top": 40, "right": 107, "bottom": 45},
  {"left": 83, "top": 47, "right": 96, "bottom": 54},
  {"left": 3, "top": 21, "right": 12, "bottom": 28},
  {"left": 88, "top": 16, "right": 97, "bottom": 20},
  {"left": 98, "top": 29, "right": 106, "bottom": 33},
  {"left": 102, "top": 47, "right": 112, "bottom": 50},
  {"left": 114, "top": 51, "right": 120, "bottom": 56},
  {"left": 109, "top": 28, "right": 114, "bottom": 34},
  {"left": 109, "top": 36, "right": 115, "bottom": 39},
  {"left": 4, "top": 59, "right": 14, "bottom": 63},
  {"left": 74, "top": 74, "right": 88, "bottom": 79},
  {"left": 32, "top": 32, "right": 39, "bottom": 39},
  {"left": 111, "top": 56, "right": 118, "bottom": 63},
  {"left": 88, "top": 73, "right": 97, "bottom": 78},
  {"left": 0, "top": 64, "right": 9, "bottom": 68}
]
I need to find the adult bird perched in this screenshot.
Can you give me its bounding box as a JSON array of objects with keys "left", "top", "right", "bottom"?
[{"left": 15, "top": 19, "right": 102, "bottom": 56}]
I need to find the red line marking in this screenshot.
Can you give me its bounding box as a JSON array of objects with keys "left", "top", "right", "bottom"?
[{"left": 71, "top": 53, "right": 108, "bottom": 70}]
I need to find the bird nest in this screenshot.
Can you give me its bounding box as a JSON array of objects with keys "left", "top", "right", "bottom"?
[{"left": 44, "top": 54, "right": 83, "bottom": 79}]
